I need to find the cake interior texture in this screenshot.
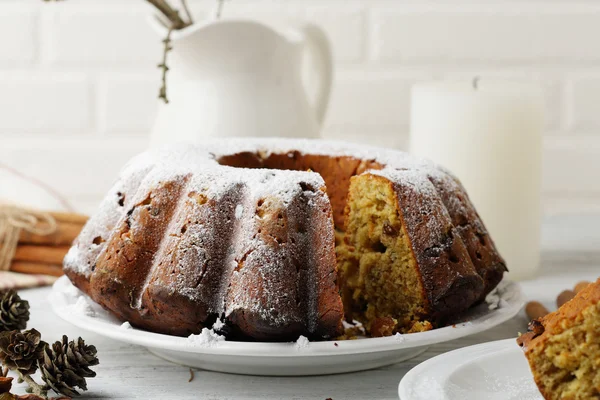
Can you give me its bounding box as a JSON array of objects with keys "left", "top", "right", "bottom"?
[
  {"left": 518, "top": 278, "right": 600, "bottom": 400},
  {"left": 336, "top": 174, "right": 429, "bottom": 334},
  {"left": 222, "top": 151, "right": 490, "bottom": 335},
  {"left": 534, "top": 302, "right": 600, "bottom": 399}
]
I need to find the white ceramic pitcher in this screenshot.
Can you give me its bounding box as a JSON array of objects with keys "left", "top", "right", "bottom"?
[{"left": 149, "top": 18, "right": 333, "bottom": 147}]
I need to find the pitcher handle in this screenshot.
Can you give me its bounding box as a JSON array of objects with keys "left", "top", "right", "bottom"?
[{"left": 300, "top": 23, "right": 333, "bottom": 126}]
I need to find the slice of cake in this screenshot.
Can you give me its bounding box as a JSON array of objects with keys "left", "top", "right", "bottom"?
[
  {"left": 517, "top": 278, "right": 600, "bottom": 400},
  {"left": 336, "top": 171, "right": 485, "bottom": 334}
]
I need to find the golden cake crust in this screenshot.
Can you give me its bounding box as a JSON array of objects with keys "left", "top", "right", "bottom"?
[
  {"left": 386, "top": 172, "right": 485, "bottom": 321},
  {"left": 517, "top": 278, "right": 600, "bottom": 400},
  {"left": 518, "top": 278, "right": 600, "bottom": 350},
  {"left": 64, "top": 139, "right": 506, "bottom": 341}
]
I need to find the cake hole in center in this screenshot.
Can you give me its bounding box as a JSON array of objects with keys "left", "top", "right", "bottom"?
[{"left": 216, "top": 150, "right": 385, "bottom": 231}]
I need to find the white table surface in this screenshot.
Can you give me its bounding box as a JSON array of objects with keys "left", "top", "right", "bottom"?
[{"left": 10, "top": 215, "right": 600, "bottom": 400}]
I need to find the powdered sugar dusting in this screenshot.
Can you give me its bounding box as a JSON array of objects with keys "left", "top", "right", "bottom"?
[
  {"left": 342, "top": 319, "right": 364, "bottom": 329},
  {"left": 63, "top": 137, "right": 499, "bottom": 341},
  {"left": 235, "top": 204, "right": 244, "bottom": 219},
  {"left": 63, "top": 151, "right": 157, "bottom": 278}
]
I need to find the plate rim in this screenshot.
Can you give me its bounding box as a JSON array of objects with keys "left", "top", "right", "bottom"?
[
  {"left": 50, "top": 276, "right": 524, "bottom": 357},
  {"left": 398, "top": 338, "right": 531, "bottom": 400}
]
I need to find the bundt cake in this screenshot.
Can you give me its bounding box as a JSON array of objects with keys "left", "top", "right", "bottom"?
[
  {"left": 517, "top": 278, "right": 600, "bottom": 400},
  {"left": 64, "top": 138, "right": 506, "bottom": 341}
]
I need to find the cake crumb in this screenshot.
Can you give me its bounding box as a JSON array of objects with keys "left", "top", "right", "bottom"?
[{"left": 370, "top": 316, "right": 397, "bottom": 337}]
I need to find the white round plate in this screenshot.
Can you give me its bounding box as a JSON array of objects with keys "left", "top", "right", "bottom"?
[
  {"left": 50, "top": 276, "right": 524, "bottom": 376},
  {"left": 399, "top": 339, "right": 543, "bottom": 400}
]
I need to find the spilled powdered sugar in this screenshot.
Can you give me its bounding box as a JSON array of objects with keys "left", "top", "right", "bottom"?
[
  {"left": 295, "top": 335, "right": 310, "bottom": 349},
  {"left": 394, "top": 332, "right": 405, "bottom": 342},
  {"left": 60, "top": 279, "right": 82, "bottom": 301},
  {"left": 212, "top": 318, "right": 225, "bottom": 331},
  {"left": 187, "top": 328, "right": 225, "bottom": 347},
  {"left": 69, "top": 296, "right": 95, "bottom": 317},
  {"left": 486, "top": 283, "right": 513, "bottom": 311}
]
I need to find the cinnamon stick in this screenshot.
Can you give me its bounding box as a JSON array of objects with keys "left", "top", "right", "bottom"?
[
  {"left": 48, "top": 211, "right": 88, "bottom": 225},
  {"left": 13, "top": 245, "right": 70, "bottom": 265},
  {"left": 525, "top": 301, "right": 549, "bottom": 320},
  {"left": 10, "top": 261, "right": 63, "bottom": 277},
  {"left": 18, "top": 221, "right": 84, "bottom": 246}
]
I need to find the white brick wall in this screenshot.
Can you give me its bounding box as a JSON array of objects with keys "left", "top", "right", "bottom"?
[{"left": 1, "top": 0, "right": 599, "bottom": 216}]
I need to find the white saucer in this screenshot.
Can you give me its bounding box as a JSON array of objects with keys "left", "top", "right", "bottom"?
[
  {"left": 50, "top": 276, "right": 524, "bottom": 376},
  {"left": 399, "top": 339, "right": 543, "bottom": 400}
]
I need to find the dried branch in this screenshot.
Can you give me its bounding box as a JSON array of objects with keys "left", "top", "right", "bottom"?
[
  {"left": 146, "top": 0, "right": 190, "bottom": 29},
  {"left": 215, "top": 0, "right": 226, "bottom": 19},
  {"left": 181, "top": 0, "right": 193, "bottom": 24},
  {"left": 43, "top": 0, "right": 205, "bottom": 104},
  {"left": 157, "top": 27, "right": 174, "bottom": 103}
]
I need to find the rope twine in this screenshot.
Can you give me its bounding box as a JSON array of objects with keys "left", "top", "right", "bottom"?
[
  {"left": 0, "top": 205, "right": 58, "bottom": 271},
  {"left": 0, "top": 161, "right": 73, "bottom": 273}
]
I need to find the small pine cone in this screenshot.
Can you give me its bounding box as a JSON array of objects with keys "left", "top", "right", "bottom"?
[
  {"left": 0, "top": 291, "right": 30, "bottom": 332},
  {"left": 39, "top": 336, "right": 98, "bottom": 397},
  {"left": 0, "top": 329, "right": 45, "bottom": 375}
]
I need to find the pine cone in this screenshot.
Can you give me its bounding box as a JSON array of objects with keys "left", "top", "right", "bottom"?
[
  {"left": 0, "top": 329, "right": 45, "bottom": 375},
  {"left": 0, "top": 291, "right": 30, "bottom": 332},
  {"left": 39, "top": 336, "right": 98, "bottom": 397}
]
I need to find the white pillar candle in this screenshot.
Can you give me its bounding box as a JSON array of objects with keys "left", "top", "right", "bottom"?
[{"left": 409, "top": 80, "right": 544, "bottom": 281}]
